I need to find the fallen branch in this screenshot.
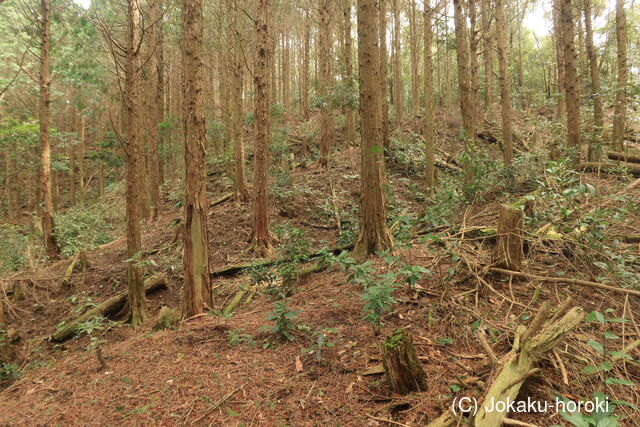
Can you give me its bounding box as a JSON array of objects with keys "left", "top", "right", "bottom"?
[
  {"left": 487, "top": 267, "right": 640, "bottom": 298},
  {"left": 210, "top": 192, "right": 233, "bottom": 207},
  {"left": 579, "top": 162, "right": 640, "bottom": 176},
  {"left": 607, "top": 151, "right": 640, "bottom": 164},
  {"left": 50, "top": 273, "right": 167, "bottom": 342}
]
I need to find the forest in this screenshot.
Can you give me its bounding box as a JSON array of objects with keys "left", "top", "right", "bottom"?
[{"left": 0, "top": 0, "right": 639, "bottom": 424}]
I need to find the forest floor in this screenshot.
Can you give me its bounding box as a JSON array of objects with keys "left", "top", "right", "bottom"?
[{"left": 1, "top": 108, "right": 640, "bottom": 426}]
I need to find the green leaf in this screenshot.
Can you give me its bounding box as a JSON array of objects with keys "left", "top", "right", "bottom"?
[
  {"left": 605, "top": 377, "right": 636, "bottom": 386},
  {"left": 607, "top": 351, "right": 633, "bottom": 360},
  {"left": 603, "top": 331, "right": 619, "bottom": 340},
  {"left": 587, "top": 340, "right": 604, "bottom": 355}
]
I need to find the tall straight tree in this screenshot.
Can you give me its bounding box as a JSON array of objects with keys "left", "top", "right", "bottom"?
[
  {"left": 391, "top": 0, "right": 402, "bottom": 122},
  {"left": 353, "top": 0, "right": 393, "bottom": 258},
  {"left": 250, "top": 0, "right": 273, "bottom": 257},
  {"left": 423, "top": 0, "right": 435, "bottom": 188},
  {"left": 301, "top": 8, "right": 311, "bottom": 120},
  {"left": 379, "top": 0, "right": 390, "bottom": 148},
  {"left": 583, "top": 0, "right": 603, "bottom": 159},
  {"left": 553, "top": 0, "right": 565, "bottom": 119},
  {"left": 495, "top": 0, "right": 513, "bottom": 165},
  {"left": 560, "top": 0, "right": 581, "bottom": 154},
  {"left": 453, "top": 0, "right": 474, "bottom": 140},
  {"left": 318, "top": 0, "right": 333, "bottom": 168},
  {"left": 39, "top": 0, "right": 57, "bottom": 258},
  {"left": 181, "top": 0, "right": 211, "bottom": 316},
  {"left": 342, "top": 0, "right": 355, "bottom": 146},
  {"left": 147, "top": 0, "right": 162, "bottom": 219},
  {"left": 123, "top": 0, "right": 147, "bottom": 327},
  {"left": 612, "top": 0, "right": 627, "bottom": 151},
  {"left": 231, "top": 0, "right": 248, "bottom": 203}
]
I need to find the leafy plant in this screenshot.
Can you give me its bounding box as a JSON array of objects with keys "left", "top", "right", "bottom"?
[
  {"left": 266, "top": 300, "right": 300, "bottom": 341},
  {"left": 555, "top": 392, "right": 621, "bottom": 427},
  {"left": 226, "top": 329, "right": 256, "bottom": 347},
  {"left": 0, "top": 363, "right": 21, "bottom": 383}
]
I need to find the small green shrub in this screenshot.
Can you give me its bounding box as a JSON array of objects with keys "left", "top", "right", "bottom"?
[
  {"left": 0, "top": 224, "right": 30, "bottom": 273},
  {"left": 54, "top": 202, "right": 119, "bottom": 257},
  {"left": 266, "top": 300, "right": 300, "bottom": 341},
  {"left": 0, "top": 363, "right": 21, "bottom": 383}
]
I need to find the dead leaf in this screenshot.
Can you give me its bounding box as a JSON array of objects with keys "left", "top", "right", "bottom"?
[
  {"left": 359, "top": 363, "right": 385, "bottom": 376},
  {"left": 295, "top": 355, "right": 304, "bottom": 372}
]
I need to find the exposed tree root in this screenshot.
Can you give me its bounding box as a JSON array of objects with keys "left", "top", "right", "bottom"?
[{"left": 50, "top": 273, "right": 167, "bottom": 342}]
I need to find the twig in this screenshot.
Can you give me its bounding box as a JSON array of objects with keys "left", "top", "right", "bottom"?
[
  {"left": 552, "top": 350, "right": 568, "bottom": 385},
  {"left": 365, "top": 413, "right": 411, "bottom": 427},
  {"left": 191, "top": 387, "right": 240, "bottom": 425},
  {"left": 476, "top": 328, "right": 500, "bottom": 366},
  {"left": 500, "top": 368, "right": 540, "bottom": 393}
]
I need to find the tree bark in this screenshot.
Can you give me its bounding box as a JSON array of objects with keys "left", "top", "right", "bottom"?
[
  {"left": 495, "top": 0, "right": 513, "bottom": 165},
  {"left": 453, "top": 0, "right": 474, "bottom": 140},
  {"left": 318, "top": 0, "right": 334, "bottom": 169},
  {"left": 492, "top": 204, "right": 524, "bottom": 270},
  {"left": 560, "top": 0, "right": 581, "bottom": 156},
  {"left": 302, "top": 9, "right": 311, "bottom": 121},
  {"left": 379, "top": 0, "right": 390, "bottom": 148},
  {"left": 250, "top": 0, "right": 274, "bottom": 257},
  {"left": 353, "top": 0, "right": 393, "bottom": 258},
  {"left": 381, "top": 328, "right": 428, "bottom": 394},
  {"left": 583, "top": 0, "right": 603, "bottom": 135},
  {"left": 181, "top": 0, "right": 212, "bottom": 317},
  {"left": 612, "top": 0, "right": 627, "bottom": 151},
  {"left": 343, "top": 0, "right": 356, "bottom": 147},
  {"left": 468, "top": 0, "right": 480, "bottom": 124},
  {"left": 123, "top": 0, "right": 147, "bottom": 328},
  {"left": 553, "top": 0, "right": 565, "bottom": 119},
  {"left": 391, "top": 0, "right": 403, "bottom": 122},
  {"left": 39, "top": 0, "right": 57, "bottom": 258},
  {"left": 481, "top": 0, "right": 493, "bottom": 108},
  {"left": 408, "top": 0, "right": 419, "bottom": 116},
  {"left": 423, "top": 2, "right": 435, "bottom": 188},
  {"left": 232, "top": 1, "right": 248, "bottom": 203},
  {"left": 147, "top": 0, "right": 163, "bottom": 219}
]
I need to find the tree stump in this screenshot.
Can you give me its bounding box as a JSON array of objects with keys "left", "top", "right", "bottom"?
[
  {"left": 381, "top": 328, "right": 428, "bottom": 394},
  {"left": 492, "top": 205, "right": 524, "bottom": 270}
]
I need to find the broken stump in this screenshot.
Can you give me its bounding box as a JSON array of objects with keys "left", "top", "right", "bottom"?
[
  {"left": 492, "top": 205, "right": 525, "bottom": 270},
  {"left": 381, "top": 328, "right": 428, "bottom": 394}
]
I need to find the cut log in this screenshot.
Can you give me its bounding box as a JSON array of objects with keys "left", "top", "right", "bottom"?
[
  {"left": 381, "top": 328, "right": 428, "bottom": 395},
  {"left": 210, "top": 192, "right": 233, "bottom": 207},
  {"left": 473, "top": 302, "right": 584, "bottom": 426},
  {"left": 607, "top": 151, "right": 640, "bottom": 164},
  {"left": 492, "top": 205, "right": 525, "bottom": 270},
  {"left": 579, "top": 162, "right": 640, "bottom": 176},
  {"left": 51, "top": 273, "right": 167, "bottom": 342}
]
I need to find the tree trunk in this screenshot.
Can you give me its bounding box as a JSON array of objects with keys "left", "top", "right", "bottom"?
[
  {"left": 468, "top": 0, "right": 480, "bottom": 124},
  {"left": 612, "top": 0, "right": 627, "bottom": 151},
  {"left": 553, "top": 0, "right": 565, "bottom": 119},
  {"left": 250, "top": 0, "right": 273, "bottom": 257},
  {"left": 379, "top": 0, "right": 390, "bottom": 148},
  {"left": 560, "top": 0, "right": 581, "bottom": 157},
  {"left": 181, "top": 0, "right": 212, "bottom": 317},
  {"left": 232, "top": 1, "right": 248, "bottom": 203},
  {"left": 353, "top": 0, "right": 393, "bottom": 258},
  {"left": 78, "top": 115, "right": 85, "bottom": 205},
  {"left": 282, "top": 27, "right": 291, "bottom": 125},
  {"left": 123, "top": 0, "right": 147, "bottom": 328},
  {"left": 408, "top": 0, "right": 419, "bottom": 116},
  {"left": 495, "top": 0, "right": 513, "bottom": 166},
  {"left": 481, "top": 0, "right": 493, "bottom": 108},
  {"left": 453, "top": 0, "right": 474, "bottom": 140},
  {"left": 318, "top": 0, "right": 333, "bottom": 169},
  {"left": 423, "top": 2, "right": 435, "bottom": 188},
  {"left": 381, "top": 328, "right": 428, "bottom": 395},
  {"left": 39, "top": 0, "right": 57, "bottom": 258},
  {"left": 583, "top": 0, "right": 603, "bottom": 161},
  {"left": 157, "top": 6, "right": 166, "bottom": 186},
  {"left": 391, "top": 0, "right": 403, "bottom": 123},
  {"left": 302, "top": 9, "right": 311, "bottom": 121},
  {"left": 147, "top": 0, "right": 162, "bottom": 219},
  {"left": 343, "top": 0, "right": 356, "bottom": 147}
]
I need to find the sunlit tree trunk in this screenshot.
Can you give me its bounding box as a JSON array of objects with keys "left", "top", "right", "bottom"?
[
  {"left": 353, "top": 0, "right": 393, "bottom": 258},
  {"left": 495, "top": 0, "right": 513, "bottom": 165},
  {"left": 181, "top": 0, "right": 211, "bottom": 316},
  {"left": 123, "top": 0, "right": 147, "bottom": 328},
  {"left": 39, "top": 0, "right": 57, "bottom": 258},
  {"left": 560, "top": 0, "right": 581, "bottom": 155},
  {"left": 612, "top": 0, "right": 627, "bottom": 150},
  {"left": 318, "top": 0, "right": 333, "bottom": 168},
  {"left": 250, "top": 0, "right": 273, "bottom": 257},
  {"left": 423, "top": 1, "right": 435, "bottom": 188}
]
